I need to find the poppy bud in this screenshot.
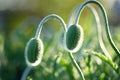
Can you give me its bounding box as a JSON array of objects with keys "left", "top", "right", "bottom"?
[
  {"left": 25, "top": 38, "right": 44, "bottom": 66},
  {"left": 65, "top": 24, "right": 84, "bottom": 53}
]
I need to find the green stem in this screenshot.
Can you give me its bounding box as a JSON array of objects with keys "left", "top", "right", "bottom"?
[
  {"left": 68, "top": 52, "right": 85, "bottom": 80},
  {"left": 74, "top": 0, "right": 120, "bottom": 58},
  {"left": 87, "top": 5, "right": 112, "bottom": 60},
  {"left": 35, "top": 14, "right": 67, "bottom": 39},
  {"left": 21, "top": 66, "right": 33, "bottom": 80},
  {"left": 67, "top": 3, "right": 112, "bottom": 60}
]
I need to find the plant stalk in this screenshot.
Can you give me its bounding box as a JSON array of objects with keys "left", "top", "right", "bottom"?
[
  {"left": 68, "top": 52, "right": 85, "bottom": 80},
  {"left": 74, "top": 0, "right": 120, "bottom": 58}
]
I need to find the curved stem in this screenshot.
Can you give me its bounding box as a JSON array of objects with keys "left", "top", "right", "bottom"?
[
  {"left": 35, "top": 14, "right": 67, "bottom": 39},
  {"left": 68, "top": 52, "right": 85, "bottom": 80},
  {"left": 87, "top": 5, "right": 112, "bottom": 60},
  {"left": 21, "top": 66, "right": 33, "bottom": 80},
  {"left": 74, "top": 0, "right": 120, "bottom": 57},
  {"left": 68, "top": 3, "right": 112, "bottom": 60}
]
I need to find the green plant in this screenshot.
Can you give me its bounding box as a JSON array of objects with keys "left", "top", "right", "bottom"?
[
  {"left": 22, "top": 0, "right": 120, "bottom": 80},
  {"left": 69, "top": 0, "right": 120, "bottom": 78},
  {"left": 74, "top": 0, "right": 120, "bottom": 74},
  {"left": 22, "top": 14, "right": 66, "bottom": 80},
  {"left": 74, "top": 0, "right": 120, "bottom": 58}
]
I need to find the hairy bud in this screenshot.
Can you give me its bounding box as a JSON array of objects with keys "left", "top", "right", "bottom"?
[
  {"left": 65, "top": 24, "right": 84, "bottom": 53},
  {"left": 25, "top": 38, "right": 44, "bottom": 66}
]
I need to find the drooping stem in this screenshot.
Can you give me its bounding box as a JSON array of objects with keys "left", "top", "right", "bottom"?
[
  {"left": 68, "top": 52, "right": 85, "bottom": 80},
  {"left": 68, "top": 3, "right": 112, "bottom": 60},
  {"left": 87, "top": 5, "right": 112, "bottom": 60},
  {"left": 74, "top": 0, "right": 120, "bottom": 57},
  {"left": 35, "top": 14, "right": 67, "bottom": 39}
]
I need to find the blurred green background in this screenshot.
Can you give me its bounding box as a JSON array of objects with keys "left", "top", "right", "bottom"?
[{"left": 0, "top": 0, "right": 120, "bottom": 80}]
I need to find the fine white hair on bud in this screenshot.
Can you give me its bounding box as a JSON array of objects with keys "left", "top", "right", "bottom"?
[
  {"left": 25, "top": 38, "right": 44, "bottom": 66},
  {"left": 65, "top": 24, "right": 84, "bottom": 53}
]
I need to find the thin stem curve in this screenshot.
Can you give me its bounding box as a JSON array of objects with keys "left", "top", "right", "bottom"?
[
  {"left": 74, "top": 0, "right": 120, "bottom": 58},
  {"left": 68, "top": 52, "right": 85, "bottom": 80},
  {"left": 35, "top": 14, "right": 67, "bottom": 39},
  {"left": 87, "top": 5, "right": 112, "bottom": 60}
]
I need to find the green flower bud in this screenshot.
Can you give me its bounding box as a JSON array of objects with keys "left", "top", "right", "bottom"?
[
  {"left": 65, "top": 24, "right": 84, "bottom": 53},
  {"left": 25, "top": 38, "right": 44, "bottom": 66}
]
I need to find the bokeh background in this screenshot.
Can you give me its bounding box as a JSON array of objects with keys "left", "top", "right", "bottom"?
[{"left": 0, "top": 0, "right": 120, "bottom": 80}]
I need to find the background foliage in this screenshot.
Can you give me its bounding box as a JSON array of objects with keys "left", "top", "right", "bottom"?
[{"left": 0, "top": 0, "right": 120, "bottom": 80}]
